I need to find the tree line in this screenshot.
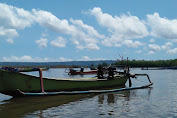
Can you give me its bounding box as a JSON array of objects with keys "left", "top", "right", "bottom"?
[
  {"left": 95, "top": 59, "right": 177, "bottom": 68},
  {"left": 113, "top": 59, "right": 177, "bottom": 67}
]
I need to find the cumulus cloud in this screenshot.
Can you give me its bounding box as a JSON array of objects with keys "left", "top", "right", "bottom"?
[
  {"left": 148, "top": 51, "right": 155, "bottom": 55},
  {"left": 167, "top": 48, "right": 177, "bottom": 54},
  {"left": 6, "top": 38, "right": 14, "bottom": 44},
  {"left": 86, "top": 43, "right": 100, "bottom": 50},
  {"left": 0, "top": 3, "right": 34, "bottom": 43},
  {"left": 82, "top": 56, "right": 90, "bottom": 60},
  {"left": 161, "top": 42, "right": 173, "bottom": 50},
  {"left": 148, "top": 43, "right": 163, "bottom": 55},
  {"left": 32, "top": 9, "right": 76, "bottom": 35},
  {"left": 148, "top": 42, "right": 174, "bottom": 54},
  {"left": 148, "top": 44, "right": 161, "bottom": 51},
  {"left": 32, "top": 10, "right": 102, "bottom": 50},
  {"left": 147, "top": 13, "right": 177, "bottom": 39},
  {"left": 123, "top": 40, "right": 144, "bottom": 48},
  {"left": 51, "top": 36, "right": 66, "bottom": 47},
  {"left": 0, "top": 26, "right": 18, "bottom": 43},
  {"left": 0, "top": 3, "right": 34, "bottom": 29},
  {"left": 0, "top": 3, "right": 35, "bottom": 42},
  {"left": 70, "top": 18, "right": 105, "bottom": 39},
  {"left": 89, "top": 7, "right": 149, "bottom": 47},
  {"left": 0, "top": 26, "right": 18, "bottom": 38},
  {"left": 36, "top": 38, "right": 48, "bottom": 49},
  {"left": 70, "top": 19, "right": 104, "bottom": 50},
  {"left": 0, "top": 3, "right": 102, "bottom": 50}
]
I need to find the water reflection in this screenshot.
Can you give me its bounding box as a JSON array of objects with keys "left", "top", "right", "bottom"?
[
  {"left": 97, "top": 87, "right": 152, "bottom": 117},
  {"left": 0, "top": 94, "right": 93, "bottom": 118},
  {"left": 107, "top": 94, "right": 115, "bottom": 104},
  {"left": 0, "top": 87, "right": 152, "bottom": 118}
]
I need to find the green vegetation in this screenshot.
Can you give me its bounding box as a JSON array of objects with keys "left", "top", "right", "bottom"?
[{"left": 114, "top": 59, "right": 177, "bottom": 67}]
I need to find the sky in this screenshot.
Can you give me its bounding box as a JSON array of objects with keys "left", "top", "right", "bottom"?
[{"left": 0, "top": 0, "right": 177, "bottom": 62}]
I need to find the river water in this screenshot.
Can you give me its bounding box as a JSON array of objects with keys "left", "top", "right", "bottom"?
[{"left": 0, "top": 68, "right": 177, "bottom": 118}]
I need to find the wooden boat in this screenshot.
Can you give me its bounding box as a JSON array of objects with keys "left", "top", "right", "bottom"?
[{"left": 0, "top": 68, "right": 128, "bottom": 97}]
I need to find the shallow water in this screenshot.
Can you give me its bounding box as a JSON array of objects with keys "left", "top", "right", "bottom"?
[{"left": 0, "top": 68, "right": 177, "bottom": 118}]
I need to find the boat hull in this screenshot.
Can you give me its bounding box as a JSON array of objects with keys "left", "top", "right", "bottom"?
[{"left": 0, "top": 69, "right": 128, "bottom": 97}]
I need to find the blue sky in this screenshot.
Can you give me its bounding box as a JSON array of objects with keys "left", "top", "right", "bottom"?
[{"left": 0, "top": 0, "right": 177, "bottom": 62}]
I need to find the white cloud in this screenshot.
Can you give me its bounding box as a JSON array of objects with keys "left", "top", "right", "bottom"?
[
  {"left": 70, "top": 19, "right": 104, "bottom": 50},
  {"left": 0, "top": 3, "right": 34, "bottom": 29},
  {"left": 82, "top": 56, "right": 90, "bottom": 60},
  {"left": 76, "top": 45, "right": 85, "bottom": 50},
  {"left": 41, "top": 33, "right": 48, "bottom": 37},
  {"left": 161, "top": 42, "right": 173, "bottom": 50},
  {"left": 59, "top": 57, "right": 72, "bottom": 62},
  {"left": 2, "top": 55, "right": 73, "bottom": 62},
  {"left": 148, "top": 51, "right": 155, "bottom": 55},
  {"left": 3, "top": 55, "right": 33, "bottom": 62},
  {"left": 32, "top": 9, "right": 103, "bottom": 50},
  {"left": 147, "top": 13, "right": 177, "bottom": 39},
  {"left": 167, "top": 48, "right": 177, "bottom": 54},
  {"left": 77, "top": 56, "right": 106, "bottom": 61},
  {"left": 70, "top": 18, "right": 105, "bottom": 39},
  {"left": 0, "top": 26, "right": 18, "bottom": 43},
  {"left": 0, "top": 3, "right": 102, "bottom": 50},
  {"left": 0, "top": 3, "right": 34, "bottom": 43},
  {"left": 36, "top": 38, "right": 48, "bottom": 49},
  {"left": 86, "top": 43, "right": 100, "bottom": 50},
  {"left": 32, "top": 9, "right": 76, "bottom": 35},
  {"left": 51, "top": 36, "right": 66, "bottom": 47},
  {"left": 149, "top": 38, "right": 155, "bottom": 43},
  {"left": 0, "top": 26, "right": 18, "bottom": 38},
  {"left": 2, "top": 2, "right": 177, "bottom": 56},
  {"left": 148, "top": 44, "right": 161, "bottom": 51},
  {"left": 123, "top": 40, "right": 144, "bottom": 48},
  {"left": 6, "top": 38, "right": 14, "bottom": 44},
  {"left": 89, "top": 7, "right": 149, "bottom": 44},
  {"left": 102, "top": 39, "right": 113, "bottom": 47}
]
